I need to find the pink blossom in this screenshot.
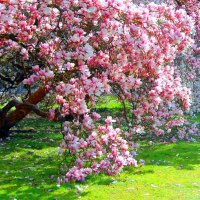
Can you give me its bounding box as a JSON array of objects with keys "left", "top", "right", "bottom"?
[{"left": 48, "top": 109, "right": 55, "bottom": 121}]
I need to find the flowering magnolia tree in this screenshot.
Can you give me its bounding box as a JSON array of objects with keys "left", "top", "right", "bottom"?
[
  {"left": 0, "top": 0, "right": 199, "bottom": 181},
  {"left": 113, "top": 0, "right": 200, "bottom": 141},
  {"left": 149, "top": 1, "right": 200, "bottom": 114},
  {"left": 173, "top": 0, "right": 200, "bottom": 114}
]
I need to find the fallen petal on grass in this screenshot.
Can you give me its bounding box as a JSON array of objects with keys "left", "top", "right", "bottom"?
[
  {"left": 151, "top": 184, "right": 158, "bottom": 188},
  {"left": 192, "top": 183, "right": 199, "bottom": 187}
]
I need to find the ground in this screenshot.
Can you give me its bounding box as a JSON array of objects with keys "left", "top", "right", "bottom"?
[{"left": 0, "top": 97, "right": 200, "bottom": 200}]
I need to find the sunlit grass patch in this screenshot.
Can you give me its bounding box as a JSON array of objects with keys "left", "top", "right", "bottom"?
[
  {"left": 0, "top": 116, "right": 200, "bottom": 200},
  {"left": 0, "top": 97, "right": 200, "bottom": 200}
]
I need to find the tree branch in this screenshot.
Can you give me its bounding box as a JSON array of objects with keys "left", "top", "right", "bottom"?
[
  {"left": 0, "top": 33, "right": 18, "bottom": 42},
  {"left": 1, "top": 99, "right": 48, "bottom": 118},
  {"left": 0, "top": 73, "right": 14, "bottom": 84}
]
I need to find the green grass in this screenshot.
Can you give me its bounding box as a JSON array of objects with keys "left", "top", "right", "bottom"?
[
  {"left": 0, "top": 117, "right": 200, "bottom": 200},
  {"left": 95, "top": 95, "right": 123, "bottom": 110},
  {"left": 0, "top": 95, "right": 200, "bottom": 200}
]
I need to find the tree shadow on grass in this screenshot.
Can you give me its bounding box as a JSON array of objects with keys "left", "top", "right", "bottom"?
[
  {"left": 0, "top": 148, "right": 90, "bottom": 200},
  {"left": 91, "top": 177, "right": 114, "bottom": 186},
  {"left": 83, "top": 167, "right": 154, "bottom": 187},
  {"left": 125, "top": 168, "right": 154, "bottom": 175},
  {"left": 0, "top": 182, "right": 91, "bottom": 200}
]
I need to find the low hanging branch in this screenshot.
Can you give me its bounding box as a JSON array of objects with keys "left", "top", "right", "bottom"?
[
  {"left": 4, "top": 99, "right": 48, "bottom": 118},
  {"left": 0, "top": 85, "right": 76, "bottom": 138},
  {"left": 0, "top": 86, "right": 47, "bottom": 138}
]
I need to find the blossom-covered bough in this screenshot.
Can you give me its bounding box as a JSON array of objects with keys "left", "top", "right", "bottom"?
[
  {"left": 174, "top": 0, "right": 200, "bottom": 115},
  {"left": 0, "top": 0, "right": 199, "bottom": 181}
]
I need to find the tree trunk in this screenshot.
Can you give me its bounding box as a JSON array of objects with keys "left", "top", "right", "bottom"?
[{"left": 0, "top": 87, "right": 47, "bottom": 138}]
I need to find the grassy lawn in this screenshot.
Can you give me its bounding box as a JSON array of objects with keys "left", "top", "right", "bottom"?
[{"left": 0, "top": 96, "right": 200, "bottom": 200}]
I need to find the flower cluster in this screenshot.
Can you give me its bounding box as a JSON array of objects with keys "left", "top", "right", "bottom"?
[{"left": 62, "top": 116, "right": 137, "bottom": 182}]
